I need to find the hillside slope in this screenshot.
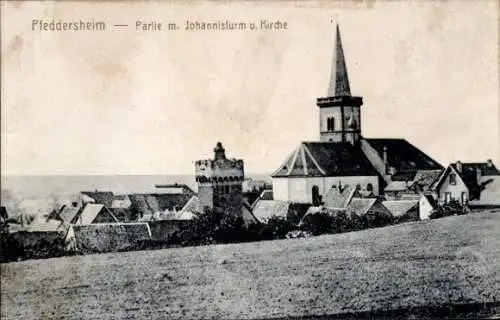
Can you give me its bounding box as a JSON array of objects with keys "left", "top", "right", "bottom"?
[{"left": 2, "top": 212, "right": 500, "bottom": 319}]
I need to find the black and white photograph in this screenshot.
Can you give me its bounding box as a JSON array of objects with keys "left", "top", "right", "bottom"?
[{"left": 1, "top": 1, "right": 499, "bottom": 319}]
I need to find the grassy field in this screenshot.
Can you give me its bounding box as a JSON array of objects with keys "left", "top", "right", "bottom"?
[{"left": 2, "top": 211, "right": 500, "bottom": 319}]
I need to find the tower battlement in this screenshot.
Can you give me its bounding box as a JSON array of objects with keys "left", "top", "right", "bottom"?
[
  {"left": 194, "top": 142, "right": 244, "bottom": 183},
  {"left": 195, "top": 159, "right": 244, "bottom": 177}
]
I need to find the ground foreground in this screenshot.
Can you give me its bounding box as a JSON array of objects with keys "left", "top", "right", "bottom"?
[{"left": 2, "top": 212, "right": 500, "bottom": 319}]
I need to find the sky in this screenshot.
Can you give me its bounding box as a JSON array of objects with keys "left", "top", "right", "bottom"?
[{"left": 1, "top": 0, "right": 499, "bottom": 175}]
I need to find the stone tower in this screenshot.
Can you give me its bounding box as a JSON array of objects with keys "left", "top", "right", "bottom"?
[
  {"left": 317, "top": 24, "right": 363, "bottom": 144},
  {"left": 195, "top": 142, "right": 244, "bottom": 216}
]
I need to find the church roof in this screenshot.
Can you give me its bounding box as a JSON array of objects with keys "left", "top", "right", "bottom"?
[
  {"left": 364, "top": 138, "right": 443, "bottom": 173},
  {"left": 272, "top": 142, "right": 378, "bottom": 178},
  {"left": 328, "top": 24, "right": 351, "bottom": 97}
]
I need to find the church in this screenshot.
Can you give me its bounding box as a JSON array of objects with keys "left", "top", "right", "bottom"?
[{"left": 272, "top": 24, "right": 443, "bottom": 204}]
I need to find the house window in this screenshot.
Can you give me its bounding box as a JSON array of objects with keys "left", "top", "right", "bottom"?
[
  {"left": 449, "top": 173, "right": 457, "bottom": 185},
  {"left": 461, "top": 192, "right": 468, "bottom": 205},
  {"left": 444, "top": 192, "right": 451, "bottom": 204},
  {"left": 327, "top": 117, "right": 335, "bottom": 131}
]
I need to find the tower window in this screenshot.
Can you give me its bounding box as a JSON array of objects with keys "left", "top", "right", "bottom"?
[{"left": 327, "top": 117, "right": 335, "bottom": 131}]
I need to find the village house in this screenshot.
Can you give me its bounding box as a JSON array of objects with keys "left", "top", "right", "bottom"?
[
  {"left": 346, "top": 198, "right": 393, "bottom": 228},
  {"left": 322, "top": 183, "right": 362, "bottom": 210},
  {"left": 248, "top": 190, "right": 274, "bottom": 210},
  {"left": 383, "top": 170, "right": 441, "bottom": 200},
  {"left": 128, "top": 184, "right": 195, "bottom": 221},
  {"left": 80, "top": 191, "right": 114, "bottom": 208},
  {"left": 384, "top": 181, "right": 414, "bottom": 201},
  {"left": 252, "top": 200, "right": 310, "bottom": 224},
  {"left": 431, "top": 160, "right": 500, "bottom": 207},
  {"left": 110, "top": 194, "right": 132, "bottom": 209},
  {"left": 242, "top": 179, "right": 272, "bottom": 193},
  {"left": 72, "top": 203, "right": 119, "bottom": 225}
]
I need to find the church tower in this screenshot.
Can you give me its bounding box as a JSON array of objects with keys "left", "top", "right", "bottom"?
[
  {"left": 195, "top": 142, "right": 244, "bottom": 216},
  {"left": 317, "top": 24, "right": 363, "bottom": 144}
]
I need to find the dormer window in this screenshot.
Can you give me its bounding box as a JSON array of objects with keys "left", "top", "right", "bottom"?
[{"left": 449, "top": 173, "right": 457, "bottom": 185}]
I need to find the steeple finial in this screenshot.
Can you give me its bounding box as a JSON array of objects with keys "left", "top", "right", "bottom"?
[{"left": 327, "top": 23, "right": 351, "bottom": 97}]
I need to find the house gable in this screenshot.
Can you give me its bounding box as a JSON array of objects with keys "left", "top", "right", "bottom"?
[
  {"left": 75, "top": 204, "right": 118, "bottom": 225},
  {"left": 92, "top": 207, "right": 119, "bottom": 224},
  {"left": 432, "top": 166, "right": 469, "bottom": 203}
]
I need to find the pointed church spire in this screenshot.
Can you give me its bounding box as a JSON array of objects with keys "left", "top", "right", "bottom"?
[{"left": 327, "top": 23, "right": 351, "bottom": 97}]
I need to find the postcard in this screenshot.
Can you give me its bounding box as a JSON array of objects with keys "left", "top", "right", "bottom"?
[{"left": 1, "top": 1, "right": 499, "bottom": 319}]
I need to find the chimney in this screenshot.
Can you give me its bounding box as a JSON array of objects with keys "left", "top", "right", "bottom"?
[
  {"left": 487, "top": 159, "right": 493, "bottom": 168},
  {"left": 383, "top": 146, "right": 388, "bottom": 174},
  {"left": 456, "top": 161, "right": 462, "bottom": 173}
]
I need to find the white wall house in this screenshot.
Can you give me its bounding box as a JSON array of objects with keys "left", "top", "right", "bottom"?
[
  {"left": 432, "top": 163, "right": 470, "bottom": 206},
  {"left": 419, "top": 194, "right": 438, "bottom": 220}
]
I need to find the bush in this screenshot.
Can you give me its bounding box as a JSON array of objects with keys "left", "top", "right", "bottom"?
[
  {"left": 261, "top": 216, "right": 296, "bottom": 239},
  {"left": 300, "top": 209, "right": 353, "bottom": 236},
  {"left": 430, "top": 199, "right": 468, "bottom": 219},
  {"left": 351, "top": 213, "right": 393, "bottom": 231},
  {"left": 170, "top": 206, "right": 259, "bottom": 246}
]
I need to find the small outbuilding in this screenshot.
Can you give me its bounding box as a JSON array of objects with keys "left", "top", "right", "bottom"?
[
  {"left": 382, "top": 200, "right": 420, "bottom": 223},
  {"left": 419, "top": 194, "right": 438, "bottom": 220}
]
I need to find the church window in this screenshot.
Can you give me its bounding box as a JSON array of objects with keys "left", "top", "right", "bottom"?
[
  {"left": 366, "top": 183, "right": 373, "bottom": 192},
  {"left": 449, "top": 173, "right": 457, "bottom": 185}
]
